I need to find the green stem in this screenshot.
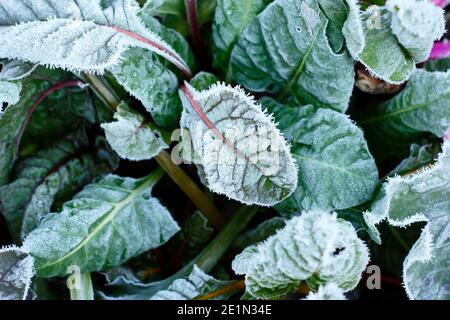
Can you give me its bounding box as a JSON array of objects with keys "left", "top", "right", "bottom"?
[
  {"left": 70, "top": 273, "right": 94, "bottom": 300},
  {"left": 81, "top": 73, "right": 226, "bottom": 230}
]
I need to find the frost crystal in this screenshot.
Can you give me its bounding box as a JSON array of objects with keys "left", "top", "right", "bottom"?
[{"left": 0, "top": 246, "right": 34, "bottom": 300}]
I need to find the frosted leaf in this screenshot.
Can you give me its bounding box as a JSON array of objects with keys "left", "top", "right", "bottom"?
[
  {"left": 178, "top": 83, "right": 298, "bottom": 207},
  {"left": 0, "top": 246, "right": 34, "bottom": 300},
  {"left": 151, "top": 265, "right": 231, "bottom": 300},
  {"left": 263, "top": 98, "right": 379, "bottom": 216},
  {"left": 232, "top": 210, "right": 370, "bottom": 299},
  {"left": 303, "top": 283, "right": 346, "bottom": 300},
  {"left": 386, "top": 0, "right": 445, "bottom": 62},
  {"left": 0, "top": 81, "right": 21, "bottom": 113},
  {"left": 0, "top": 130, "right": 116, "bottom": 240},
  {"left": 22, "top": 170, "right": 180, "bottom": 277},
  {"left": 361, "top": 69, "right": 450, "bottom": 147},
  {"left": 211, "top": 0, "right": 272, "bottom": 72},
  {"left": 101, "top": 103, "right": 168, "bottom": 161},
  {"left": 342, "top": 0, "right": 365, "bottom": 58},
  {"left": 364, "top": 141, "right": 450, "bottom": 299},
  {"left": 0, "top": 59, "right": 36, "bottom": 81},
  {"left": 0, "top": 0, "right": 190, "bottom": 75},
  {"left": 230, "top": 0, "right": 355, "bottom": 112}
]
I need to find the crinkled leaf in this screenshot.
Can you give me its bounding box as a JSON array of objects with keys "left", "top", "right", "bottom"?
[
  {"left": 357, "top": 6, "right": 415, "bottom": 84},
  {"left": 0, "top": 59, "right": 36, "bottom": 81},
  {"left": 263, "top": 98, "right": 378, "bottom": 216},
  {"left": 232, "top": 209, "right": 369, "bottom": 299},
  {"left": 22, "top": 170, "right": 180, "bottom": 277},
  {"left": 151, "top": 265, "right": 230, "bottom": 300},
  {"left": 0, "top": 246, "right": 34, "bottom": 300},
  {"left": 0, "top": 130, "right": 117, "bottom": 241},
  {"left": 386, "top": 0, "right": 445, "bottom": 63},
  {"left": 230, "top": 0, "right": 355, "bottom": 112},
  {"left": 212, "top": 0, "right": 272, "bottom": 72},
  {"left": 179, "top": 83, "right": 297, "bottom": 206},
  {"left": 364, "top": 141, "right": 450, "bottom": 299},
  {"left": 101, "top": 103, "right": 168, "bottom": 161},
  {"left": 360, "top": 70, "right": 450, "bottom": 150},
  {"left": 0, "top": 0, "right": 190, "bottom": 75},
  {"left": 303, "top": 283, "right": 346, "bottom": 300}
]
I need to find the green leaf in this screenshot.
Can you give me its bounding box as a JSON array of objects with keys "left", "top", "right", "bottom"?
[
  {"left": 0, "top": 130, "right": 117, "bottom": 240},
  {"left": 101, "top": 103, "right": 168, "bottom": 161},
  {"left": 357, "top": 6, "right": 415, "bottom": 84},
  {"left": 151, "top": 265, "right": 231, "bottom": 300},
  {"left": 0, "top": 0, "right": 190, "bottom": 75},
  {"left": 179, "top": 83, "right": 298, "bottom": 206},
  {"left": 364, "top": 141, "right": 450, "bottom": 299},
  {"left": 110, "top": 48, "right": 182, "bottom": 128},
  {"left": 230, "top": 0, "right": 355, "bottom": 112},
  {"left": 0, "top": 81, "right": 38, "bottom": 185},
  {"left": 386, "top": 0, "right": 445, "bottom": 63},
  {"left": 360, "top": 70, "right": 450, "bottom": 148},
  {"left": 263, "top": 98, "right": 379, "bottom": 216},
  {"left": 0, "top": 246, "right": 34, "bottom": 300},
  {"left": 232, "top": 209, "right": 369, "bottom": 299},
  {"left": 190, "top": 72, "right": 219, "bottom": 91},
  {"left": 424, "top": 58, "right": 450, "bottom": 72},
  {"left": 22, "top": 169, "right": 180, "bottom": 277},
  {"left": 212, "top": 0, "right": 272, "bottom": 73}
]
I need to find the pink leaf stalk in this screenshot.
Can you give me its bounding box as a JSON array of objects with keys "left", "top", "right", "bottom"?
[{"left": 444, "top": 127, "right": 450, "bottom": 140}]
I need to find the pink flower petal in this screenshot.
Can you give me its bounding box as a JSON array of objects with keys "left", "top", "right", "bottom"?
[
  {"left": 444, "top": 128, "right": 450, "bottom": 140},
  {"left": 429, "top": 40, "right": 450, "bottom": 60},
  {"left": 432, "top": 0, "right": 449, "bottom": 8}
]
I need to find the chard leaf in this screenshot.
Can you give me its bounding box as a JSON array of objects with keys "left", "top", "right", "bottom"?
[
  {"left": 0, "top": 0, "right": 190, "bottom": 76},
  {"left": 22, "top": 169, "right": 180, "bottom": 277},
  {"left": 303, "top": 283, "right": 346, "bottom": 300},
  {"left": 0, "top": 81, "right": 38, "bottom": 185},
  {"left": 232, "top": 210, "right": 369, "bottom": 299},
  {"left": 0, "top": 81, "right": 21, "bottom": 112},
  {"left": 151, "top": 265, "right": 230, "bottom": 300},
  {"left": 263, "top": 98, "right": 378, "bottom": 216},
  {"left": 387, "top": 143, "right": 438, "bottom": 177},
  {"left": 357, "top": 6, "right": 415, "bottom": 84},
  {"left": 178, "top": 83, "right": 297, "bottom": 207},
  {"left": 386, "top": 0, "right": 445, "bottom": 63},
  {"left": 355, "top": 2, "right": 444, "bottom": 84},
  {"left": 364, "top": 141, "right": 450, "bottom": 300},
  {"left": 361, "top": 70, "right": 450, "bottom": 149},
  {"left": 230, "top": 0, "right": 355, "bottom": 112},
  {"left": 101, "top": 103, "right": 168, "bottom": 161},
  {"left": 190, "top": 72, "right": 219, "bottom": 91},
  {"left": 0, "top": 59, "right": 36, "bottom": 81},
  {"left": 212, "top": 0, "right": 272, "bottom": 73},
  {"left": 0, "top": 130, "right": 117, "bottom": 240},
  {"left": 0, "top": 246, "right": 34, "bottom": 300},
  {"left": 110, "top": 48, "right": 182, "bottom": 128}
]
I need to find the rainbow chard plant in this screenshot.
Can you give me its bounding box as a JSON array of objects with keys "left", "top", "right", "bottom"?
[{"left": 0, "top": 0, "right": 449, "bottom": 301}]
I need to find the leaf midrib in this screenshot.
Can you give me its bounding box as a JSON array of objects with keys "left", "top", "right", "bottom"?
[{"left": 39, "top": 170, "right": 163, "bottom": 273}]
